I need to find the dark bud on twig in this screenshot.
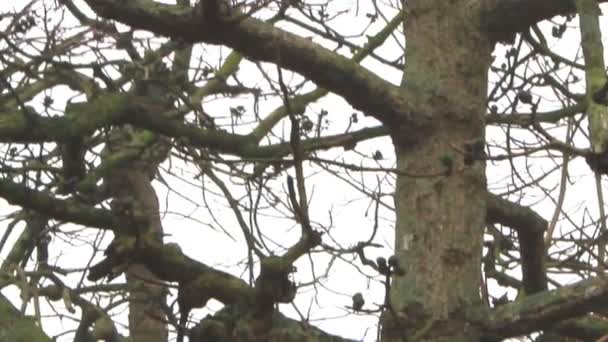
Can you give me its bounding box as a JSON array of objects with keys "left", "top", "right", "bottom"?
[
  {"left": 516, "top": 90, "right": 533, "bottom": 104},
  {"left": 301, "top": 117, "right": 314, "bottom": 133},
  {"left": 376, "top": 256, "right": 389, "bottom": 275},
  {"left": 592, "top": 81, "right": 608, "bottom": 106},
  {"left": 551, "top": 24, "right": 566, "bottom": 38},
  {"left": 492, "top": 293, "right": 509, "bottom": 307},
  {"left": 440, "top": 155, "right": 453, "bottom": 175},
  {"left": 505, "top": 48, "right": 517, "bottom": 59},
  {"left": 388, "top": 255, "right": 405, "bottom": 276},
  {"left": 393, "top": 267, "right": 406, "bottom": 276},
  {"left": 352, "top": 292, "right": 365, "bottom": 311},
  {"left": 586, "top": 150, "right": 608, "bottom": 175},
  {"left": 43, "top": 95, "right": 54, "bottom": 108},
  {"left": 58, "top": 137, "right": 86, "bottom": 194},
  {"left": 463, "top": 140, "right": 485, "bottom": 166},
  {"left": 388, "top": 255, "right": 399, "bottom": 268}
]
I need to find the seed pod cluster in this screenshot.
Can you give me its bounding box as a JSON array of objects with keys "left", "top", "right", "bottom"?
[
  {"left": 376, "top": 255, "right": 405, "bottom": 276},
  {"left": 351, "top": 292, "right": 365, "bottom": 311}
]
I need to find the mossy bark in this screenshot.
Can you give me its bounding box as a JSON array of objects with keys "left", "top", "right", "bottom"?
[
  {"left": 103, "top": 129, "right": 169, "bottom": 342},
  {"left": 385, "top": 1, "right": 493, "bottom": 340},
  {"left": 0, "top": 294, "right": 51, "bottom": 342}
]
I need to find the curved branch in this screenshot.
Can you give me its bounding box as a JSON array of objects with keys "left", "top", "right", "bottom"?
[
  {"left": 0, "top": 178, "right": 115, "bottom": 230},
  {"left": 486, "top": 193, "right": 548, "bottom": 294},
  {"left": 82, "top": 0, "right": 419, "bottom": 128},
  {"left": 468, "top": 276, "right": 608, "bottom": 338},
  {"left": 138, "top": 242, "right": 254, "bottom": 305},
  {"left": 483, "top": 0, "right": 608, "bottom": 43},
  {"left": 486, "top": 103, "right": 586, "bottom": 126}
]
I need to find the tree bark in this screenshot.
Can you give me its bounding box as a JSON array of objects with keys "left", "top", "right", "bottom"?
[
  {"left": 385, "top": 2, "right": 493, "bottom": 340},
  {"left": 104, "top": 132, "right": 168, "bottom": 342}
]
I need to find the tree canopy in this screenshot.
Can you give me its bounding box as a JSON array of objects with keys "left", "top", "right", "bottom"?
[{"left": 1, "top": 1, "right": 608, "bottom": 341}]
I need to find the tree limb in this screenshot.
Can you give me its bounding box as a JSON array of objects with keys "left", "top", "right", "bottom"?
[
  {"left": 486, "top": 193, "right": 548, "bottom": 294},
  {"left": 468, "top": 276, "right": 608, "bottom": 338},
  {"left": 0, "top": 293, "right": 51, "bottom": 342},
  {"left": 483, "top": 0, "right": 608, "bottom": 43},
  {"left": 81, "top": 0, "right": 422, "bottom": 129},
  {"left": 0, "top": 178, "right": 114, "bottom": 230}
]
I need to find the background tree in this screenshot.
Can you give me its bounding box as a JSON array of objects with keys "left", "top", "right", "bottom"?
[{"left": 1, "top": 0, "right": 608, "bottom": 341}]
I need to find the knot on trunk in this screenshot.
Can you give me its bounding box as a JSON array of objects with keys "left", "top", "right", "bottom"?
[{"left": 255, "top": 257, "right": 297, "bottom": 310}]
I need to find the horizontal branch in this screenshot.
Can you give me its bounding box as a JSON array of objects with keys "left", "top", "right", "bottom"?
[
  {"left": 258, "top": 126, "right": 389, "bottom": 158},
  {"left": 0, "top": 177, "right": 115, "bottom": 230},
  {"left": 0, "top": 94, "right": 389, "bottom": 159},
  {"left": 194, "top": 305, "right": 359, "bottom": 342},
  {"left": 552, "top": 316, "right": 608, "bottom": 340},
  {"left": 468, "top": 276, "right": 608, "bottom": 338},
  {"left": 82, "top": 0, "right": 422, "bottom": 129},
  {"left": 0, "top": 94, "right": 131, "bottom": 143},
  {"left": 486, "top": 103, "right": 586, "bottom": 126},
  {"left": 138, "top": 242, "right": 253, "bottom": 305},
  {"left": 486, "top": 193, "right": 547, "bottom": 235},
  {"left": 483, "top": 0, "right": 608, "bottom": 42}
]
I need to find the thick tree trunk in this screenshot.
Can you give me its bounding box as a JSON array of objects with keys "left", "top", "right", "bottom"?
[
  {"left": 385, "top": 1, "right": 493, "bottom": 340},
  {"left": 105, "top": 136, "right": 168, "bottom": 342},
  {"left": 124, "top": 169, "right": 168, "bottom": 342}
]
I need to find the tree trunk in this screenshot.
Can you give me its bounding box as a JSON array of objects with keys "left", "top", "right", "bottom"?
[
  {"left": 385, "top": 2, "right": 493, "bottom": 340},
  {"left": 105, "top": 133, "right": 168, "bottom": 342},
  {"left": 124, "top": 170, "right": 168, "bottom": 342}
]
